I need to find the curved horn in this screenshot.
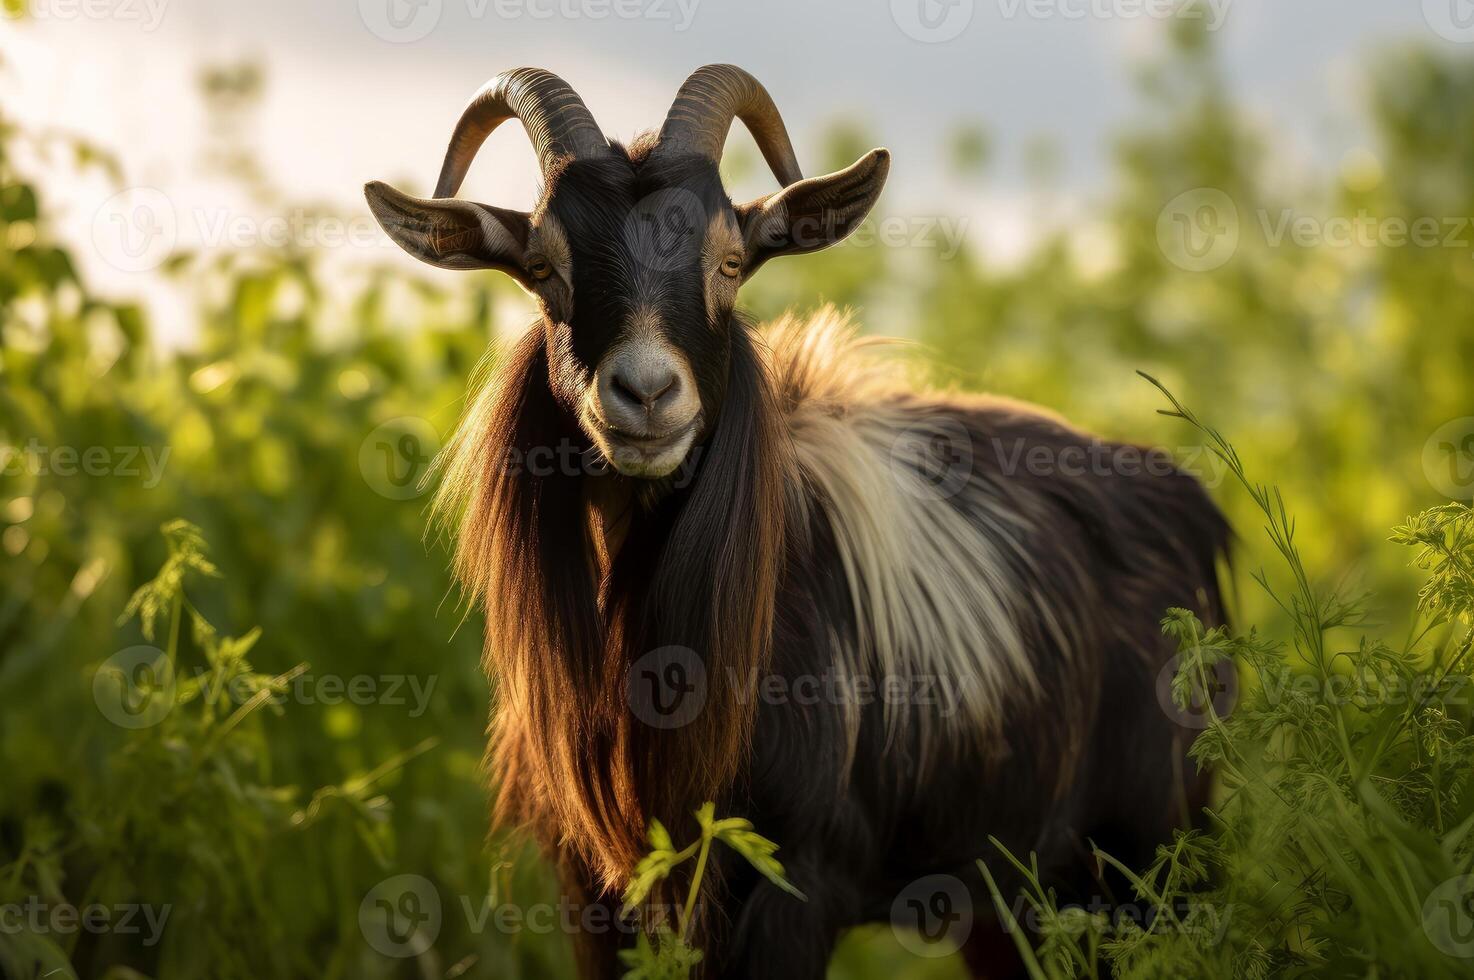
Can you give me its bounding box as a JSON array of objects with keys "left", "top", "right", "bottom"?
[
  {"left": 657, "top": 65, "right": 803, "bottom": 187},
  {"left": 434, "top": 67, "right": 612, "bottom": 199}
]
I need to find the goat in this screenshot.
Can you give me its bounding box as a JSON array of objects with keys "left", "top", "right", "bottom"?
[{"left": 365, "top": 65, "right": 1229, "bottom": 979}]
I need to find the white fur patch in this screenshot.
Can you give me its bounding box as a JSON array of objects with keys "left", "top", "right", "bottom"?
[{"left": 764, "top": 309, "right": 1061, "bottom": 767}]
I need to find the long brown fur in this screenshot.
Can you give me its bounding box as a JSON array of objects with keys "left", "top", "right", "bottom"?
[{"left": 435, "top": 320, "right": 789, "bottom": 895}]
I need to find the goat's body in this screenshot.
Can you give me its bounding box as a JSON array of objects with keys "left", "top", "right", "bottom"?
[
  {"left": 463, "top": 310, "right": 1227, "bottom": 979},
  {"left": 702, "top": 312, "right": 1227, "bottom": 976}
]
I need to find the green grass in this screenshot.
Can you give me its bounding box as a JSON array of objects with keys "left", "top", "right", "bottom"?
[
  {"left": 5, "top": 15, "right": 1474, "bottom": 980},
  {"left": 975, "top": 382, "right": 1474, "bottom": 979}
]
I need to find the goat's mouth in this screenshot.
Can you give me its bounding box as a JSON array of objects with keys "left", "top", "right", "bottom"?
[{"left": 587, "top": 418, "right": 702, "bottom": 480}]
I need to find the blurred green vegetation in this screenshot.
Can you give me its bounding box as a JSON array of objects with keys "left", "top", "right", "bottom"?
[{"left": 2, "top": 18, "right": 1473, "bottom": 980}]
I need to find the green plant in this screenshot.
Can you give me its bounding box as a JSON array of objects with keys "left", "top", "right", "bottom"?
[
  {"left": 978, "top": 382, "right": 1474, "bottom": 979},
  {"left": 5, "top": 13, "right": 1474, "bottom": 979},
  {"left": 617, "top": 803, "right": 806, "bottom": 979}
]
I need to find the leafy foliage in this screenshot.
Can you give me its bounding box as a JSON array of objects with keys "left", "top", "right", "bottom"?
[
  {"left": 619, "top": 803, "right": 805, "bottom": 980},
  {"left": 0, "top": 47, "right": 544, "bottom": 980},
  {"left": 981, "top": 386, "right": 1474, "bottom": 979},
  {"left": 4, "top": 11, "right": 1474, "bottom": 980},
  {"left": 617, "top": 928, "right": 705, "bottom": 980},
  {"left": 1392, "top": 506, "right": 1474, "bottom": 622}
]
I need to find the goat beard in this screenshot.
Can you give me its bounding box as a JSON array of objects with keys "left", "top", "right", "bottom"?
[{"left": 434, "top": 321, "right": 791, "bottom": 904}]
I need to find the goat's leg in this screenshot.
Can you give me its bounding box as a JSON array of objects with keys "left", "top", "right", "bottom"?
[
  {"left": 712, "top": 871, "right": 850, "bottom": 980},
  {"left": 557, "top": 857, "right": 626, "bottom": 980},
  {"left": 960, "top": 918, "right": 1028, "bottom": 980}
]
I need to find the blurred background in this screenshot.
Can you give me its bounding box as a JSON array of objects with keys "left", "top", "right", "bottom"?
[{"left": 3, "top": 0, "right": 1474, "bottom": 976}]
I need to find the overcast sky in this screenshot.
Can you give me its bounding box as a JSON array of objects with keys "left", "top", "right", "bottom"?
[{"left": 2, "top": 0, "right": 1466, "bottom": 340}]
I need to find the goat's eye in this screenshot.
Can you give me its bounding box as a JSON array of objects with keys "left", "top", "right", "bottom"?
[
  {"left": 528, "top": 256, "right": 553, "bottom": 281},
  {"left": 719, "top": 253, "right": 743, "bottom": 278}
]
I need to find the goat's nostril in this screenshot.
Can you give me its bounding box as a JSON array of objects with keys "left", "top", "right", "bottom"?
[
  {"left": 610, "top": 368, "right": 679, "bottom": 411},
  {"left": 611, "top": 372, "right": 645, "bottom": 408}
]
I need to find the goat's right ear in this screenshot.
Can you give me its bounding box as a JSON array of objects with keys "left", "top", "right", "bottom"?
[
  {"left": 735, "top": 148, "right": 890, "bottom": 276},
  {"left": 365, "top": 180, "right": 533, "bottom": 285}
]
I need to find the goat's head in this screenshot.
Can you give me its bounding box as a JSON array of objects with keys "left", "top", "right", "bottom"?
[{"left": 366, "top": 65, "right": 889, "bottom": 479}]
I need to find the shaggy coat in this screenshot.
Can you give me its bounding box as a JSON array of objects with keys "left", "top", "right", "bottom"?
[{"left": 435, "top": 307, "right": 1228, "bottom": 979}]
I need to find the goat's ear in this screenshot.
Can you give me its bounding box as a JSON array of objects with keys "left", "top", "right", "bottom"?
[
  {"left": 365, "top": 180, "right": 533, "bottom": 285},
  {"left": 735, "top": 148, "right": 889, "bottom": 275}
]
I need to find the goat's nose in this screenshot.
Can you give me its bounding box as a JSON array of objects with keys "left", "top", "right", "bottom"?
[{"left": 607, "top": 362, "right": 680, "bottom": 414}]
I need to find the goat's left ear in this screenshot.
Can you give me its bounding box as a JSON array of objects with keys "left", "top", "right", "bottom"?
[
  {"left": 736, "top": 148, "right": 889, "bottom": 275},
  {"left": 364, "top": 180, "right": 534, "bottom": 285}
]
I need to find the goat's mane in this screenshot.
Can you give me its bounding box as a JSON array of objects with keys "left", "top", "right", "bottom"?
[{"left": 432, "top": 320, "right": 789, "bottom": 895}]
